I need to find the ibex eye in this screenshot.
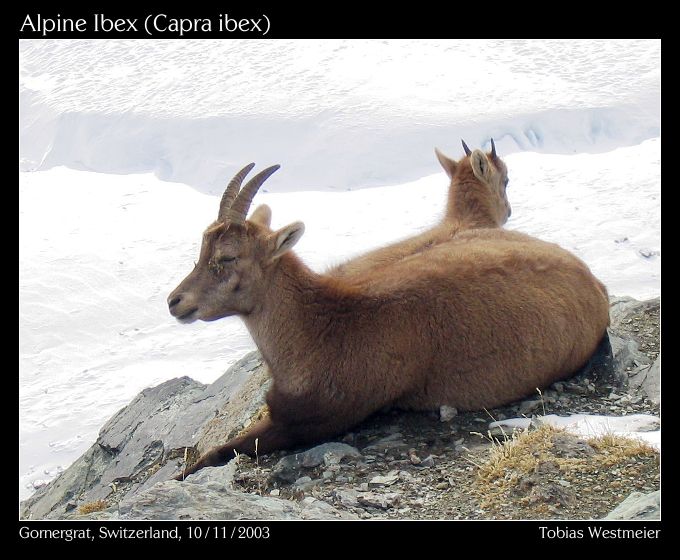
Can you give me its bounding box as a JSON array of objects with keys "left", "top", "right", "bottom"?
[{"left": 218, "top": 256, "right": 236, "bottom": 264}]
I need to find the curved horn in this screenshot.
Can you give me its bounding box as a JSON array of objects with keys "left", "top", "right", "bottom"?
[
  {"left": 490, "top": 138, "right": 497, "bottom": 159},
  {"left": 227, "top": 164, "right": 281, "bottom": 224},
  {"left": 218, "top": 163, "right": 255, "bottom": 222},
  {"left": 461, "top": 139, "right": 472, "bottom": 156}
]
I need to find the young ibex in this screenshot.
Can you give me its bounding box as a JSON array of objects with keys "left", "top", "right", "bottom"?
[
  {"left": 168, "top": 163, "right": 609, "bottom": 478},
  {"left": 329, "top": 139, "right": 511, "bottom": 277}
]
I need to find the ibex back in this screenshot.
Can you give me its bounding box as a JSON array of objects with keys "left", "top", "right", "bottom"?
[{"left": 168, "top": 163, "right": 609, "bottom": 478}]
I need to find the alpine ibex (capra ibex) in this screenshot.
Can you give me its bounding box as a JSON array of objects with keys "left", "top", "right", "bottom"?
[
  {"left": 168, "top": 162, "right": 609, "bottom": 478},
  {"left": 329, "top": 139, "right": 511, "bottom": 277}
]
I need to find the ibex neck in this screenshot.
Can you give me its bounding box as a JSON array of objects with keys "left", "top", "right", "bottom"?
[
  {"left": 447, "top": 179, "right": 499, "bottom": 229},
  {"left": 242, "top": 253, "right": 333, "bottom": 386}
]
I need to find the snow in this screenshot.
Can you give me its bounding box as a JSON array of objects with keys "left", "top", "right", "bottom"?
[
  {"left": 20, "top": 39, "right": 660, "bottom": 193},
  {"left": 19, "top": 39, "right": 660, "bottom": 501}
]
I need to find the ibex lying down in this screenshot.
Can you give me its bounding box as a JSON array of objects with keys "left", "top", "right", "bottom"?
[
  {"left": 329, "top": 139, "right": 511, "bottom": 277},
  {"left": 168, "top": 164, "right": 609, "bottom": 477}
]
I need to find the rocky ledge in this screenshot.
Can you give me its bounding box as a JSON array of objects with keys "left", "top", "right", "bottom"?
[{"left": 20, "top": 296, "right": 660, "bottom": 521}]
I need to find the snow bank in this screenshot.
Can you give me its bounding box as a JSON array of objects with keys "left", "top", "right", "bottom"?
[{"left": 19, "top": 39, "right": 660, "bottom": 193}]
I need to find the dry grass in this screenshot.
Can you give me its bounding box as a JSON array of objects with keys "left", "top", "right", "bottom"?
[
  {"left": 77, "top": 499, "right": 108, "bottom": 515},
  {"left": 472, "top": 422, "right": 658, "bottom": 514}
]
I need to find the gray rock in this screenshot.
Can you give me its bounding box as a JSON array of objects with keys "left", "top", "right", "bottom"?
[
  {"left": 368, "top": 474, "right": 399, "bottom": 488},
  {"left": 420, "top": 455, "right": 435, "bottom": 468},
  {"left": 270, "top": 442, "right": 361, "bottom": 484},
  {"left": 357, "top": 492, "right": 400, "bottom": 510},
  {"left": 363, "top": 433, "right": 407, "bottom": 452},
  {"left": 604, "top": 490, "right": 660, "bottom": 520},
  {"left": 550, "top": 433, "right": 596, "bottom": 459},
  {"left": 301, "top": 442, "right": 362, "bottom": 467},
  {"left": 21, "top": 351, "right": 267, "bottom": 519},
  {"left": 609, "top": 296, "right": 659, "bottom": 329},
  {"left": 117, "top": 479, "right": 356, "bottom": 520},
  {"left": 519, "top": 399, "right": 543, "bottom": 416},
  {"left": 629, "top": 356, "right": 660, "bottom": 405},
  {"left": 439, "top": 405, "right": 458, "bottom": 422},
  {"left": 608, "top": 333, "right": 651, "bottom": 385},
  {"left": 334, "top": 488, "right": 360, "bottom": 507}
]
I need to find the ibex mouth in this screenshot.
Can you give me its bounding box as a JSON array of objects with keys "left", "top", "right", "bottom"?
[{"left": 177, "top": 309, "right": 199, "bottom": 324}]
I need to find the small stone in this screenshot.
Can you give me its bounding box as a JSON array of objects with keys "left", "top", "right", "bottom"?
[
  {"left": 553, "top": 382, "right": 564, "bottom": 393},
  {"left": 368, "top": 474, "right": 400, "bottom": 488},
  {"left": 357, "top": 492, "right": 400, "bottom": 510},
  {"left": 439, "top": 405, "right": 458, "bottom": 422},
  {"left": 334, "top": 489, "right": 359, "bottom": 507},
  {"left": 638, "top": 249, "right": 658, "bottom": 259},
  {"left": 269, "top": 489, "right": 280, "bottom": 496},
  {"left": 435, "top": 482, "right": 449, "bottom": 490},
  {"left": 519, "top": 399, "right": 542, "bottom": 415},
  {"left": 408, "top": 449, "right": 422, "bottom": 465},
  {"left": 294, "top": 476, "right": 312, "bottom": 485},
  {"left": 420, "top": 455, "right": 435, "bottom": 468},
  {"left": 363, "top": 433, "right": 407, "bottom": 452}
]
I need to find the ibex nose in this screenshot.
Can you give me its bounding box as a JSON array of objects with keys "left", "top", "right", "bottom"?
[{"left": 168, "top": 294, "right": 182, "bottom": 310}]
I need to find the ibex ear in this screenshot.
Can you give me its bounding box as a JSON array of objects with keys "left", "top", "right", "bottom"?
[
  {"left": 470, "top": 149, "right": 492, "bottom": 181},
  {"left": 435, "top": 148, "right": 458, "bottom": 179},
  {"left": 249, "top": 204, "right": 272, "bottom": 228},
  {"left": 269, "top": 222, "right": 305, "bottom": 261}
]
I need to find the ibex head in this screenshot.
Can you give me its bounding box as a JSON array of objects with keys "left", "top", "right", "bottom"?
[
  {"left": 435, "top": 138, "right": 512, "bottom": 223},
  {"left": 167, "top": 164, "right": 305, "bottom": 323}
]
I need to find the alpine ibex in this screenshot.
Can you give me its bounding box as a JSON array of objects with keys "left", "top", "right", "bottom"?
[
  {"left": 168, "top": 163, "right": 609, "bottom": 477},
  {"left": 329, "top": 139, "right": 511, "bottom": 277}
]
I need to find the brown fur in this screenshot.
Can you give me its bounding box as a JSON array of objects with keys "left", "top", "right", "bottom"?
[
  {"left": 329, "top": 146, "right": 511, "bottom": 278},
  {"left": 167, "top": 169, "right": 609, "bottom": 478}
]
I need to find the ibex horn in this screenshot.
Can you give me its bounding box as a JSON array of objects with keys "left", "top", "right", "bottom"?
[
  {"left": 227, "top": 164, "right": 281, "bottom": 224},
  {"left": 461, "top": 139, "right": 472, "bottom": 156},
  {"left": 218, "top": 163, "right": 256, "bottom": 222},
  {"left": 490, "top": 138, "right": 497, "bottom": 159}
]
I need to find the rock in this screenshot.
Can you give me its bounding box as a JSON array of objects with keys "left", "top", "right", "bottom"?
[
  {"left": 270, "top": 455, "right": 303, "bottom": 484},
  {"left": 294, "top": 476, "right": 312, "bottom": 486},
  {"left": 608, "top": 333, "right": 651, "bottom": 385},
  {"left": 363, "top": 433, "right": 407, "bottom": 452},
  {"left": 357, "top": 492, "right": 400, "bottom": 510},
  {"left": 549, "top": 433, "right": 595, "bottom": 459},
  {"left": 19, "top": 351, "right": 288, "bottom": 520},
  {"left": 518, "top": 399, "right": 542, "bottom": 416},
  {"left": 604, "top": 490, "right": 660, "bottom": 520},
  {"left": 629, "top": 356, "right": 660, "bottom": 405},
  {"left": 302, "top": 442, "right": 362, "bottom": 467},
  {"left": 116, "top": 479, "right": 357, "bottom": 520},
  {"left": 420, "top": 455, "right": 435, "bottom": 468},
  {"left": 334, "top": 489, "right": 360, "bottom": 507},
  {"left": 270, "top": 442, "right": 361, "bottom": 483},
  {"left": 368, "top": 474, "right": 399, "bottom": 488},
  {"left": 439, "top": 405, "right": 458, "bottom": 422},
  {"left": 609, "top": 296, "right": 659, "bottom": 330},
  {"left": 638, "top": 249, "right": 659, "bottom": 259}
]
